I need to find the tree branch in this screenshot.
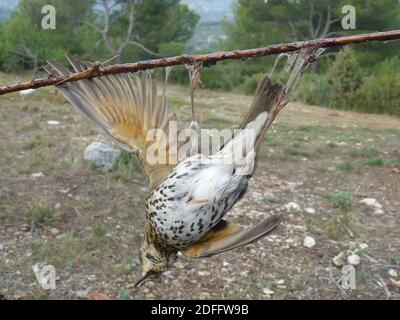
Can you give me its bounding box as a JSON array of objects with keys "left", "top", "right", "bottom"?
[
  {"left": 83, "top": 20, "right": 103, "bottom": 34},
  {"left": 88, "top": 0, "right": 141, "bottom": 62},
  {"left": 321, "top": 4, "right": 340, "bottom": 38},
  {"left": 119, "top": 2, "right": 135, "bottom": 53},
  {"left": 288, "top": 19, "right": 300, "bottom": 40},
  {"left": 1, "top": 30, "right": 400, "bottom": 95},
  {"left": 128, "top": 41, "right": 165, "bottom": 57},
  {"left": 315, "top": 12, "right": 322, "bottom": 38},
  {"left": 100, "top": 0, "right": 116, "bottom": 55},
  {"left": 308, "top": 3, "right": 316, "bottom": 38}
]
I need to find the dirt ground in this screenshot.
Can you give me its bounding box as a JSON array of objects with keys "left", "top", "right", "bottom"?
[{"left": 0, "top": 72, "right": 399, "bottom": 300}]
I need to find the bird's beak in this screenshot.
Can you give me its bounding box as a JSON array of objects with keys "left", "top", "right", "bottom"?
[
  {"left": 134, "top": 272, "right": 151, "bottom": 287},
  {"left": 134, "top": 270, "right": 160, "bottom": 287}
]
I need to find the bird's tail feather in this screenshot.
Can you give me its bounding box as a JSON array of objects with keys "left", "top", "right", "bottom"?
[
  {"left": 241, "top": 75, "right": 287, "bottom": 150},
  {"left": 240, "top": 76, "right": 286, "bottom": 129},
  {"left": 218, "top": 76, "right": 286, "bottom": 161}
]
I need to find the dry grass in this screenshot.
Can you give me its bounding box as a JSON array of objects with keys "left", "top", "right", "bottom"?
[{"left": 0, "top": 72, "right": 399, "bottom": 300}]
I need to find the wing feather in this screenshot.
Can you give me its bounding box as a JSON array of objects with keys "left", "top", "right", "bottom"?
[
  {"left": 46, "top": 55, "right": 179, "bottom": 189},
  {"left": 181, "top": 215, "right": 282, "bottom": 258}
]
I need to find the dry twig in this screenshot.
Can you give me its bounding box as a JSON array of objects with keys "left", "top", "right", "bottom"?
[{"left": 1, "top": 30, "right": 400, "bottom": 95}]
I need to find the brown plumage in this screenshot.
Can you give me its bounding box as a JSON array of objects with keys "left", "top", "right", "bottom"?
[{"left": 45, "top": 55, "right": 287, "bottom": 286}]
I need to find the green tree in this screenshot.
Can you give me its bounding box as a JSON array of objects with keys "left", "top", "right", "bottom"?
[
  {"left": 85, "top": 0, "right": 199, "bottom": 62},
  {"left": 0, "top": 0, "right": 199, "bottom": 71},
  {"left": 222, "top": 0, "right": 400, "bottom": 68},
  {"left": 326, "top": 46, "right": 363, "bottom": 108},
  {"left": 0, "top": 0, "right": 96, "bottom": 73},
  {"left": 345, "top": 0, "right": 400, "bottom": 66},
  {"left": 221, "top": 0, "right": 346, "bottom": 51}
]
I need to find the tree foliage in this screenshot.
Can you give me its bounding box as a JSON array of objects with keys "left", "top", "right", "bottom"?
[
  {"left": 222, "top": 0, "right": 400, "bottom": 63},
  {"left": 0, "top": 0, "right": 96, "bottom": 72},
  {"left": 0, "top": 0, "right": 199, "bottom": 72},
  {"left": 326, "top": 47, "right": 363, "bottom": 107}
]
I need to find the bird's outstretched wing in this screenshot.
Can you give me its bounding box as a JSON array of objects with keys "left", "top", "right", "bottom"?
[
  {"left": 45, "top": 55, "right": 181, "bottom": 190},
  {"left": 181, "top": 216, "right": 282, "bottom": 258}
]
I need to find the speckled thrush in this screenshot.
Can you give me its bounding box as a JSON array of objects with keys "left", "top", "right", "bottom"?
[{"left": 45, "top": 55, "right": 286, "bottom": 286}]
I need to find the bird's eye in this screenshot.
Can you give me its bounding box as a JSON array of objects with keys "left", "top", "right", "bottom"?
[{"left": 146, "top": 253, "right": 160, "bottom": 264}]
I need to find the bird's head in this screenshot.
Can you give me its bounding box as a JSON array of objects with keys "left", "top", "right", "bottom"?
[{"left": 135, "top": 243, "right": 176, "bottom": 287}]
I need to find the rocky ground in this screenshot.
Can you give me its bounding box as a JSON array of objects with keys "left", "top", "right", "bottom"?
[{"left": 0, "top": 72, "right": 399, "bottom": 300}]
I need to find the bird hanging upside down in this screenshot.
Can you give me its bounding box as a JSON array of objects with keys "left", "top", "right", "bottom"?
[{"left": 45, "top": 55, "right": 288, "bottom": 286}]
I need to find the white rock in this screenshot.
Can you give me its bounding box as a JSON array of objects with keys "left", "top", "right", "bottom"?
[
  {"left": 359, "top": 198, "right": 382, "bottom": 209},
  {"left": 284, "top": 202, "right": 301, "bottom": 212},
  {"left": 341, "top": 265, "right": 356, "bottom": 289},
  {"left": 19, "top": 88, "right": 36, "bottom": 95},
  {"left": 288, "top": 225, "right": 307, "bottom": 232},
  {"left": 347, "top": 254, "right": 361, "bottom": 266},
  {"left": 88, "top": 274, "right": 97, "bottom": 281},
  {"left": 390, "top": 279, "right": 400, "bottom": 288},
  {"left": 49, "top": 228, "right": 59, "bottom": 236},
  {"left": 0, "top": 244, "right": 4, "bottom": 251},
  {"left": 374, "top": 208, "right": 384, "bottom": 215},
  {"left": 276, "top": 279, "right": 285, "bottom": 285},
  {"left": 199, "top": 292, "right": 211, "bottom": 299},
  {"left": 84, "top": 142, "right": 121, "bottom": 171},
  {"left": 47, "top": 120, "right": 60, "bottom": 126},
  {"left": 358, "top": 243, "right": 369, "bottom": 251},
  {"left": 304, "top": 207, "right": 316, "bottom": 214},
  {"left": 262, "top": 288, "right": 274, "bottom": 295},
  {"left": 173, "top": 260, "right": 185, "bottom": 269},
  {"left": 332, "top": 252, "right": 346, "bottom": 267},
  {"left": 76, "top": 290, "right": 89, "bottom": 299},
  {"left": 388, "top": 269, "right": 398, "bottom": 278},
  {"left": 31, "top": 172, "right": 45, "bottom": 178},
  {"left": 198, "top": 271, "right": 210, "bottom": 276},
  {"left": 303, "top": 236, "right": 316, "bottom": 248}
]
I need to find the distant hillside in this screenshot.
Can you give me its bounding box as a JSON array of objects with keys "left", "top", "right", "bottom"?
[
  {"left": 1, "top": 0, "right": 234, "bottom": 23},
  {"left": 0, "top": 0, "right": 18, "bottom": 21},
  {"left": 181, "top": 0, "right": 234, "bottom": 52},
  {"left": 0, "top": 0, "right": 234, "bottom": 52},
  {"left": 181, "top": 0, "right": 233, "bottom": 23}
]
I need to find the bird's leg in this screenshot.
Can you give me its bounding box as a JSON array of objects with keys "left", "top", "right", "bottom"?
[
  {"left": 190, "top": 87, "right": 197, "bottom": 124},
  {"left": 185, "top": 63, "right": 203, "bottom": 156},
  {"left": 186, "top": 63, "right": 203, "bottom": 126}
]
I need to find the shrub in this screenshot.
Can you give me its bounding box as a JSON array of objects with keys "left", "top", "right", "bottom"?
[
  {"left": 296, "top": 73, "right": 332, "bottom": 107},
  {"left": 296, "top": 55, "right": 400, "bottom": 116},
  {"left": 238, "top": 72, "right": 264, "bottom": 94},
  {"left": 350, "top": 74, "right": 400, "bottom": 116},
  {"left": 374, "top": 56, "right": 400, "bottom": 76},
  {"left": 200, "top": 62, "right": 245, "bottom": 91},
  {"left": 326, "top": 47, "right": 363, "bottom": 109},
  {"left": 325, "top": 191, "right": 353, "bottom": 211}
]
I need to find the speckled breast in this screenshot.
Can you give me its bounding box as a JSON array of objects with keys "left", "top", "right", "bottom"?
[{"left": 144, "top": 158, "right": 250, "bottom": 249}]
